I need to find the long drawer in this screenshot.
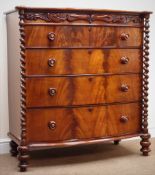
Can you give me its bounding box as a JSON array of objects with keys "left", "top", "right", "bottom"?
[
  {"left": 26, "top": 75, "right": 142, "bottom": 107},
  {"left": 26, "top": 103, "right": 142, "bottom": 143},
  {"left": 25, "top": 49, "right": 142, "bottom": 76},
  {"left": 25, "top": 26, "right": 142, "bottom": 47}
]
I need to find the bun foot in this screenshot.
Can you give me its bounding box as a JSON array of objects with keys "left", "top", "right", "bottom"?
[
  {"left": 18, "top": 146, "right": 29, "bottom": 172},
  {"left": 19, "top": 164, "right": 28, "bottom": 172},
  {"left": 114, "top": 140, "right": 121, "bottom": 145},
  {"left": 10, "top": 140, "right": 18, "bottom": 157},
  {"left": 140, "top": 134, "right": 151, "bottom": 156}
]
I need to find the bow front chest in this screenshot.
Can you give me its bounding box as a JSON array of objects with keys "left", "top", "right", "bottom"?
[{"left": 6, "top": 7, "right": 152, "bottom": 171}]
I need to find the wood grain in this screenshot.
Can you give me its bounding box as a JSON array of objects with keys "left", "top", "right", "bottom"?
[
  {"left": 91, "top": 27, "right": 142, "bottom": 47},
  {"left": 25, "top": 49, "right": 142, "bottom": 75},
  {"left": 25, "top": 26, "right": 142, "bottom": 47},
  {"left": 25, "top": 26, "right": 89, "bottom": 47},
  {"left": 26, "top": 75, "right": 142, "bottom": 107},
  {"left": 74, "top": 106, "right": 107, "bottom": 139},
  {"left": 6, "top": 7, "right": 151, "bottom": 172},
  {"left": 27, "top": 109, "right": 73, "bottom": 142},
  {"left": 107, "top": 103, "right": 142, "bottom": 136},
  {"left": 106, "top": 74, "right": 142, "bottom": 103},
  {"left": 26, "top": 103, "right": 141, "bottom": 143}
]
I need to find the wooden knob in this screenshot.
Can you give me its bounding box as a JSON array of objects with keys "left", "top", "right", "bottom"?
[
  {"left": 120, "top": 56, "right": 129, "bottom": 64},
  {"left": 120, "top": 116, "right": 128, "bottom": 123},
  {"left": 48, "top": 58, "right": 56, "bottom": 67},
  {"left": 48, "top": 121, "right": 56, "bottom": 130},
  {"left": 120, "top": 33, "right": 129, "bottom": 40},
  {"left": 120, "top": 84, "right": 129, "bottom": 92},
  {"left": 48, "top": 32, "right": 55, "bottom": 41},
  {"left": 49, "top": 88, "right": 57, "bottom": 96}
]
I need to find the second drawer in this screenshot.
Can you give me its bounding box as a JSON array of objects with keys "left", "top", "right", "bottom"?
[
  {"left": 25, "top": 49, "right": 142, "bottom": 75},
  {"left": 26, "top": 75, "right": 142, "bottom": 107}
]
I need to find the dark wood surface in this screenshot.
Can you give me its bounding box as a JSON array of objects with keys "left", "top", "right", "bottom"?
[
  {"left": 25, "top": 49, "right": 142, "bottom": 75},
  {"left": 15, "top": 6, "right": 152, "bottom": 14},
  {"left": 26, "top": 75, "right": 142, "bottom": 107},
  {"left": 6, "top": 7, "right": 151, "bottom": 171},
  {"left": 107, "top": 103, "right": 141, "bottom": 136},
  {"left": 23, "top": 12, "right": 144, "bottom": 26},
  {"left": 26, "top": 103, "right": 141, "bottom": 143},
  {"left": 25, "top": 26, "right": 142, "bottom": 48}
]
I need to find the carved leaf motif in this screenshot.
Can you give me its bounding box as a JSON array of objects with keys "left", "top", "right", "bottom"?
[
  {"left": 67, "top": 14, "right": 90, "bottom": 22},
  {"left": 91, "top": 15, "right": 128, "bottom": 23},
  {"left": 47, "top": 13, "right": 67, "bottom": 22},
  {"left": 24, "top": 12, "right": 142, "bottom": 24},
  {"left": 113, "top": 16, "right": 127, "bottom": 23},
  {"left": 25, "top": 13, "right": 68, "bottom": 23},
  {"left": 128, "top": 16, "right": 142, "bottom": 23}
]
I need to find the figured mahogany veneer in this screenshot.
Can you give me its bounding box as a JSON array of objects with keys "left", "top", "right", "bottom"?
[
  {"left": 26, "top": 103, "right": 141, "bottom": 143},
  {"left": 26, "top": 75, "right": 142, "bottom": 107},
  {"left": 25, "top": 49, "right": 142, "bottom": 75},
  {"left": 25, "top": 26, "right": 142, "bottom": 48},
  {"left": 6, "top": 7, "right": 152, "bottom": 171}
]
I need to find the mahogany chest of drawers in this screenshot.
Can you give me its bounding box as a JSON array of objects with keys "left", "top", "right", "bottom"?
[{"left": 6, "top": 7, "right": 152, "bottom": 171}]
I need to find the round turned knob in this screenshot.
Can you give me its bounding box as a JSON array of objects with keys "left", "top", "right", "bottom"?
[
  {"left": 49, "top": 88, "right": 57, "bottom": 96},
  {"left": 120, "top": 56, "right": 129, "bottom": 64},
  {"left": 120, "top": 84, "right": 129, "bottom": 92},
  {"left": 120, "top": 116, "right": 128, "bottom": 123},
  {"left": 48, "top": 32, "right": 55, "bottom": 41},
  {"left": 48, "top": 58, "right": 56, "bottom": 67},
  {"left": 48, "top": 121, "right": 56, "bottom": 130},
  {"left": 120, "top": 33, "right": 129, "bottom": 40}
]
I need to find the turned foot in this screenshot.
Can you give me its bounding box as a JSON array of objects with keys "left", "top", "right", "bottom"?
[
  {"left": 18, "top": 146, "right": 29, "bottom": 172},
  {"left": 10, "top": 140, "right": 18, "bottom": 157},
  {"left": 114, "top": 140, "right": 121, "bottom": 145},
  {"left": 140, "top": 134, "right": 151, "bottom": 156}
]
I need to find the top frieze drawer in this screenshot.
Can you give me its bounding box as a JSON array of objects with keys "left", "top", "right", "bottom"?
[{"left": 23, "top": 12, "right": 143, "bottom": 26}]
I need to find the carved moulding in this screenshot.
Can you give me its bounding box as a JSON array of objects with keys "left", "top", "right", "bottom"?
[{"left": 24, "top": 12, "right": 142, "bottom": 24}]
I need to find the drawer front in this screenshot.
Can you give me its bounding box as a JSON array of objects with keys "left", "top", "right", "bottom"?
[
  {"left": 107, "top": 103, "right": 142, "bottom": 136},
  {"left": 26, "top": 49, "right": 142, "bottom": 75},
  {"left": 27, "top": 106, "right": 107, "bottom": 142},
  {"left": 25, "top": 26, "right": 142, "bottom": 47},
  {"left": 106, "top": 75, "right": 142, "bottom": 103},
  {"left": 26, "top": 76, "right": 106, "bottom": 107},
  {"left": 26, "top": 75, "right": 142, "bottom": 107},
  {"left": 27, "top": 109, "right": 73, "bottom": 142},
  {"left": 25, "top": 26, "right": 89, "bottom": 47},
  {"left": 26, "top": 103, "right": 141, "bottom": 143},
  {"left": 91, "top": 27, "right": 142, "bottom": 47}
]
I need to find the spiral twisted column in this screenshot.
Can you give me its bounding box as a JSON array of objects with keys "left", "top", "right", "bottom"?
[
  {"left": 140, "top": 14, "right": 151, "bottom": 156},
  {"left": 17, "top": 9, "right": 29, "bottom": 171}
]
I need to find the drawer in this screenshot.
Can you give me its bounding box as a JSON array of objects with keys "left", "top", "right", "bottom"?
[
  {"left": 26, "top": 103, "right": 141, "bottom": 143},
  {"left": 27, "top": 109, "right": 73, "bottom": 142},
  {"left": 25, "top": 49, "right": 142, "bottom": 75},
  {"left": 26, "top": 106, "right": 107, "bottom": 142},
  {"left": 91, "top": 27, "right": 142, "bottom": 47},
  {"left": 25, "top": 26, "right": 142, "bottom": 48},
  {"left": 25, "top": 26, "right": 89, "bottom": 47},
  {"left": 26, "top": 75, "right": 142, "bottom": 107},
  {"left": 107, "top": 103, "right": 142, "bottom": 136},
  {"left": 106, "top": 75, "right": 142, "bottom": 103}
]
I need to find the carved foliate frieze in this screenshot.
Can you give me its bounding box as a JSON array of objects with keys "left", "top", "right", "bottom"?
[{"left": 24, "top": 12, "right": 142, "bottom": 24}]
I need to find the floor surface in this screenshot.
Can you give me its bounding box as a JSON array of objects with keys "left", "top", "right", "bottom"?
[{"left": 0, "top": 138, "right": 154, "bottom": 175}]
